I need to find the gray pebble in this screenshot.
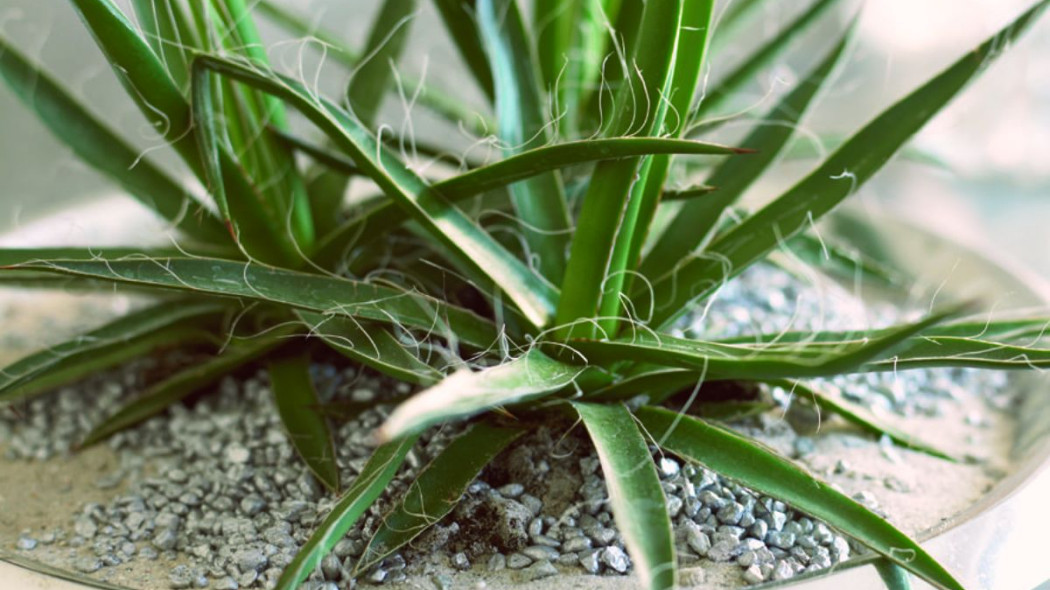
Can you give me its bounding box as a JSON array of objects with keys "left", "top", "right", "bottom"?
[
  {"left": 685, "top": 527, "right": 711, "bottom": 557},
  {"left": 532, "top": 534, "right": 561, "bottom": 548},
  {"left": 507, "top": 552, "right": 532, "bottom": 569},
  {"left": 74, "top": 557, "right": 103, "bottom": 573},
  {"left": 658, "top": 458, "right": 680, "bottom": 478},
  {"left": 743, "top": 563, "right": 766, "bottom": 584},
  {"left": 699, "top": 490, "right": 726, "bottom": 510},
  {"left": 450, "top": 551, "right": 470, "bottom": 570},
  {"left": 156, "top": 512, "right": 181, "bottom": 531},
  {"left": 152, "top": 528, "right": 178, "bottom": 551},
  {"left": 332, "top": 538, "right": 357, "bottom": 558},
  {"left": 225, "top": 444, "right": 250, "bottom": 464},
  {"left": 665, "top": 496, "right": 683, "bottom": 518},
  {"left": 590, "top": 527, "right": 617, "bottom": 546},
  {"left": 521, "top": 560, "right": 558, "bottom": 581},
  {"left": 706, "top": 540, "right": 738, "bottom": 562},
  {"left": 830, "top": 536, "right": 851, "bottom": 561},
  {"left": 520, "top": 494, "right": 543, "bottom": 516},
  {"left": 600, "top": 546, "right": 630, "bottom": 573},
  {"left": 236, "top": 570, "right": 257, "bottom": 587},
  {"left": 578, "top": 550, "right": 600, "bottom": 574},
  {"left": 767, "top": 531, "right": 796, "bottom": 549},
  {"left": 562, "top": 536, "right": 592, "bottom": 553},
  {"left": 213, "top": 577, "right": 239, "bottom": 590},
  {"left": 366, "top": 568, "right": 387, "bottom": 584},
  {"left": 240, "top": 496, "right": 266, "bottom": 516},
  {"left": 16, "top": 535, "right": 37, "bottom": 551},
  {"left": 101, "top": 553, "right": 123, "bottom": 567},
  {"left": 233, "top": 548, "right": 267, "bottom": 572},
  {"left": 773, "top": 559, "right": 796, "bottom": 580},
  {"left": 487, "top": 553, "right": 506, "bottom": 571},
  {"left": 74, "top": 518, "right": 97, "bottom": 539},
  {"left": 750, "top": 519, "right": 769, "bottom": 540},
  {"left": 769, "top": 511, "right": 788, "bottom": 531},
  {"left": 169, "top": 565, "right": 193, "bottom": 589},
  {"left": 717, "top": 502, "right": 745, "bottom": 525},
  {"left": 498, "top": 483, "right": 525, "bottom": 498},
  {"left": 320, "top": 554, "right": 341, "bottom": 580},
  {"left": 523, "top": 545, "right": 559, "bottom": 561},
  {"left": 527, "top": 517, "right": 544, "bottom": 537}
]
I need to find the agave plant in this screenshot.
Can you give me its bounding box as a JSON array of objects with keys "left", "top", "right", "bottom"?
[{"left": 1, "top": 0, "right": 1048, "bottom": 589}]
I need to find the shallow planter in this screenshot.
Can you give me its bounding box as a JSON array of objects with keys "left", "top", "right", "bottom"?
[{"left": 2, "top": 197, "right": 1049, "bottom": 590}]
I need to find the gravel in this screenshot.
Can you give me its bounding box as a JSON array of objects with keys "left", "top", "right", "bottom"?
[
  {"left": 0, "top": 264, "right": 1018, "bottom": 588},
  {"left": 15, "top": 534, "right": 37, "bottom": 550}
]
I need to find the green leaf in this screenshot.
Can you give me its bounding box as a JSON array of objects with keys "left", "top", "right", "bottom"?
[
  {"left": 431, "top": 0, "right": 496, "bottom": 102},
  {"left": 580, "top": 0, "right": 643, "bottom": 132},
  {"left": 532, "top": 0, "right": 576, "bottom": 93},
  {"left": 276, "top": 434, "right": 419, "bottom": 590},
  {"left": 269, "top": 353, "right": 341, "bottom": 493},
  {"left": 586, "top": 365, "right": 698, "bottom": 403},
  {"left": 709, "top": 0, "right": 766, "bottom": 46},
  {"left": 270, "top": 128, "right": 360, "bottom": 176},
  {"left": 79, "top": 326, "right": 297, "bottom": 447},
  {"left": 691, "top": 400, "right": 774, "bottom": 422},
  {"left": 0, "top": 301, "right": 226, "bottom": 404},
  {"left": 876, "top": 559, "right": 914, "bottom": 590},
  {"left": 296, "top": 311, "right": 442, "bottom": 386},
  {"left": 780, "top": 229, "right": 904, "bottom": 290},
  {"left": 4, "top": 257, "right": 498, "bottom": 350},
  {"left": 255, "top": 0, "right": 494, "bottom": 134},
  {"left": 640, "top": 22, "right": 854, "bottom": 280},
  {"left": 690, "top": 0, "right": 845, "bottom": 125},
  {"left": 356, "top": 421, "right": 523, "bottom": 571},
  {"left": 346, "top": 0, "right": 418, "bottom": 127},
  {"left": 767, "top": 380, "right": 958, "bottom": 462},
  {"left": 574, "top": 402, "right": 674, "bottom": 590},
  {"left": 189, "top": 58, "right": 310, "bottom": 259},
  {"left": 636, "top": 406, "right": 964, "bottom": 590},
  {"left": 643, "top": 2, "right": 1049, "bottom": 328},
  {"left": 206, "top": 0, "right": 316, "bottom": 250},
  {"left": 568, "top": 305, "right": 965, "bottom": 379},
  {"left": 130, "top": 0, "right": 198, "bottom": 91},
  {"left": 439, "top": 138, "right": 744, "bottom": 198},
  {"left": 67, "top": 0, "right": 300, "bottom": 264},
  {"left": 614, "top": 0, "right": 715, "bottom": 309},
  {"left": 0, "top": 38, "right": 225, "bottom": 243},
  {"left": 478, "top": 0, "right": 571, "bottom": 283},
  {"left": 550, "top": 0, "right": 625, "bottom": 136},
  {"left": 379, "top": 348, "right": 581, "bottom": 441},
  {"left": 0, "top": 247, "right": 182, "bottom": 266},
  {"left": 69, "top": 0, "right": 191, "bottom": 146},
  {"left": 659, "top": 185, "right": 717, "bottom": 201},
  {"left": 870, "top": 335, "right": 1050, "bottom": 371},
  {"left": 555, "top": 1, "right": 685, "bottom": 340},
  {"left": 313, "top": 137, "right": 745, "bottom": 266},
  {"left": 717, "top": 315, "right": 1050, "bottom": 345},
  {"left": 191, "top": 55, "right": 558, "bottom": 330},
  {"left": 782, "top": 135, "right": 951, "bottom": 171},
  {"left": 715, "top": 322, "right": 1050, "bottom": 372}
]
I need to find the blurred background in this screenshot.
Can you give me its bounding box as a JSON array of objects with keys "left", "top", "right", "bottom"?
[{"left": 1, "top": 0, "right": 1048, "bottom": 275}]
